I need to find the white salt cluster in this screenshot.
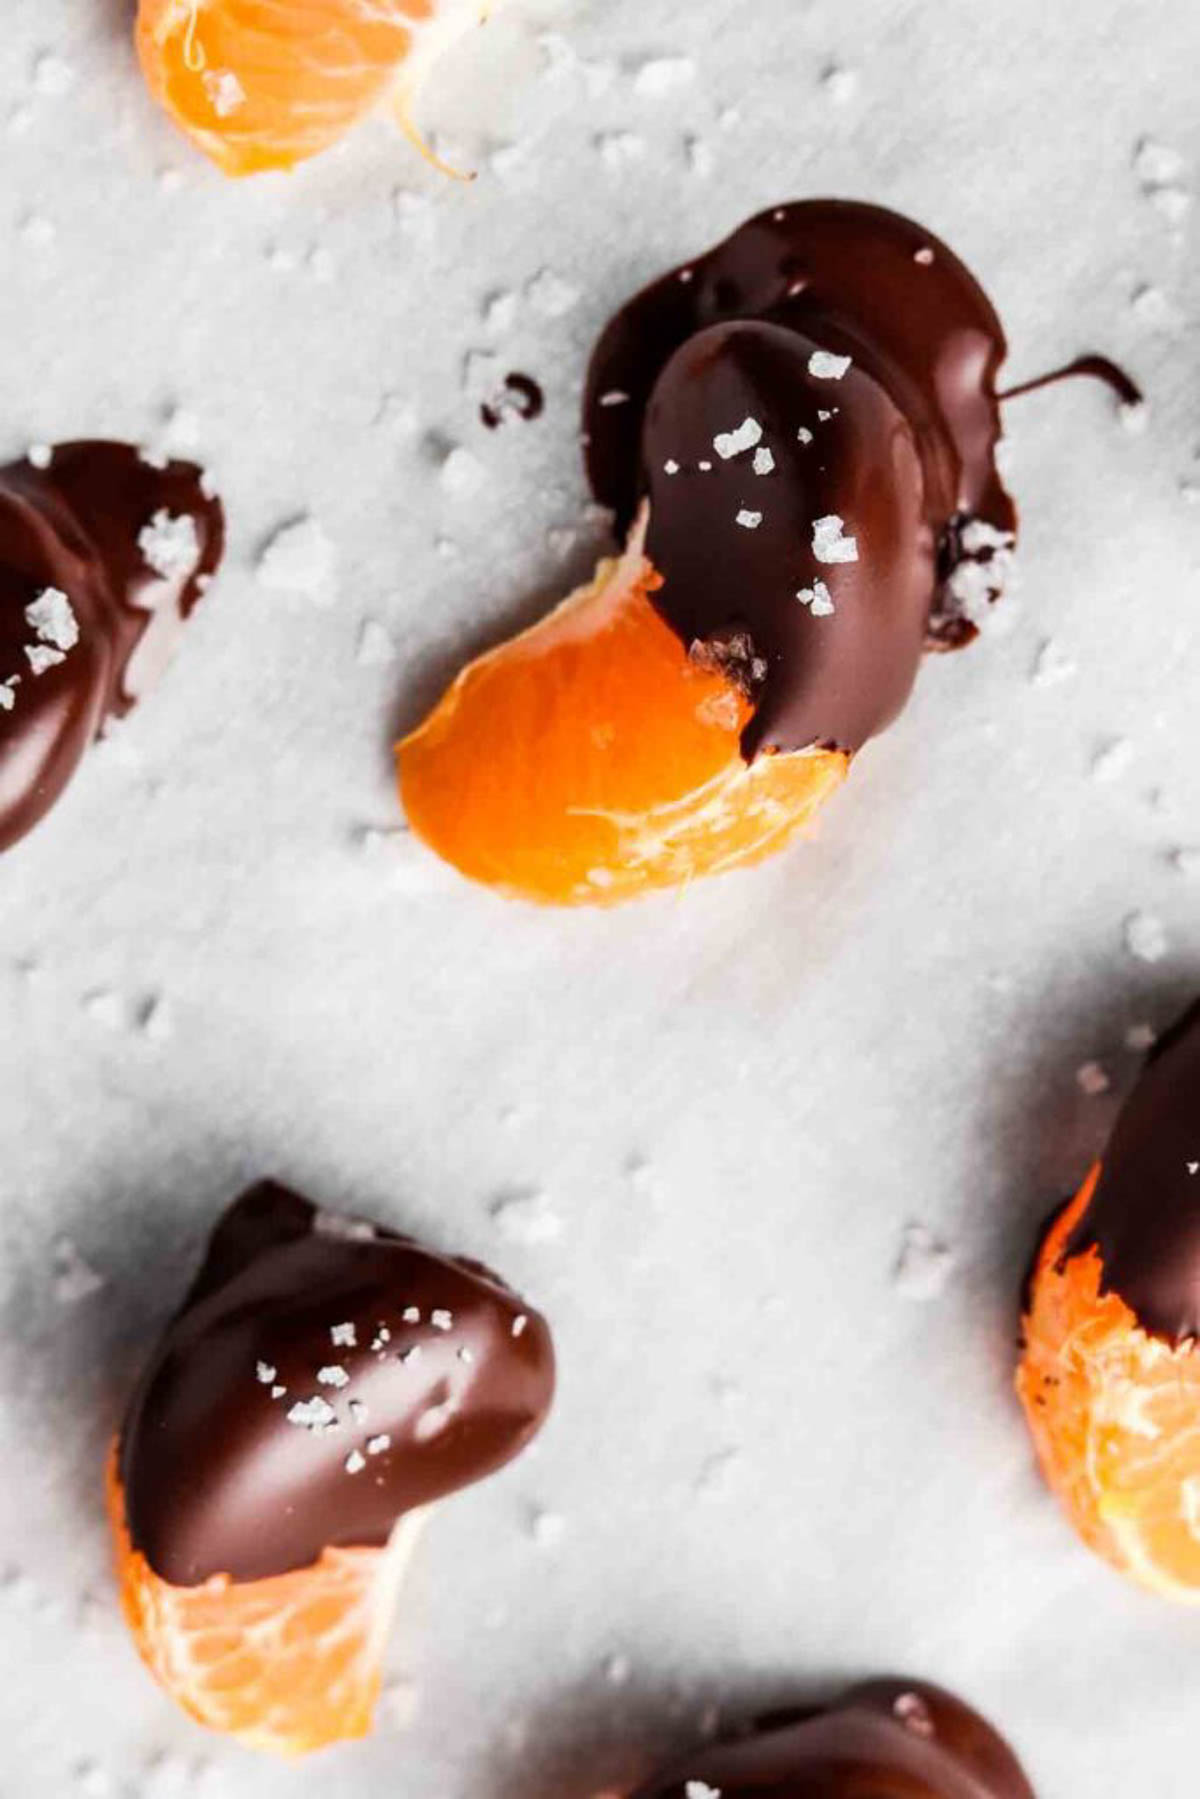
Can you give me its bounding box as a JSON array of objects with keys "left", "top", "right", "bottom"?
[
  {"left": 138, "top": 510, "right": 200, "bottom": 581},
  {"left": 812, "top": 514, "right": 858, "bottom": 563}
]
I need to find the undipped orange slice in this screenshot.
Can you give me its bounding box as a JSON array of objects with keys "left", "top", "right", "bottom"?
[
  {"left": 108, "top": 1449, "right": 422, "bottom": 1756},
  {"left": 1017, "top": 1168, "right": 1200, "bottom": 1601},
  {"left": 136, "top": 0, "right": 490, "bottom": 177},
  {"left": 397, "top": 523, "right": 849, "bottom": 906}
]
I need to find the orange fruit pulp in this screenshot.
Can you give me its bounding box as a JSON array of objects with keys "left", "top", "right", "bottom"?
[
  {"left": 135, "top": 0, "right": 488, "bottom": 178},
  {"left": 1017, "top": 1166, "right": 1200, "bottom": 1601},
  {"left": 397, "top": 517, "right": 850, "bottom": 906},
  {"left": 108, "top": 1448, "right": 424, "bottom": 1756}
]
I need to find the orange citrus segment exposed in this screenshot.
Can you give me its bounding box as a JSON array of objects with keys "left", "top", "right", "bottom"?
[
  {"left": 397, "top": 522, "right": 849, "bottom": 906},
  {"left": 108, "top": 1449, "right": 423, "bottom": 1756},
  {"left": 135, "top": 0, "right": 485, "bottom": 178},
  {"left": 1017, "top": 1168, "right": 1200, "bottom": 1601}
]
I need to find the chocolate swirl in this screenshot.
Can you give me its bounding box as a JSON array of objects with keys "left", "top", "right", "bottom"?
[
  {"left": 118, "top": 1182, "right": 555, "bottom": 1586},
  {"left": 0, "top": 441, "right": 223, "bottom": 853},
  {"left": 1062, "top": 999, "right": 1200, "bottom": 1343},
  {"left": 584, "top": 201, "right": 1016, "bottom": 758},
  {"left": 631, "top": 1680, "right": 1036, "bottom": 1799}
]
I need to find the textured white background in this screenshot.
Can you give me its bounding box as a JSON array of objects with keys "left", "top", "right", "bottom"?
[{"left": 2, "top": 1, "right": 1200, "bottom": 1794}]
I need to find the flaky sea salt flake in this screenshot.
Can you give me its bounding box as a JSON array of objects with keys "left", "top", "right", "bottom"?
[
  {"left": 287, "top": 1396, "right": 337, "bottom": 1431},
  {"left": 138, "top": 510, "right": 200, "bottom": 581},
  {"left": 753, "top": 447, "right": 775, "bottom": 475},
  {"left": 26, "top": 587, "right": 78, "bottom": 652},
  {"left": 330, "top": 1322, "right": 357, "bottom": 1348},
  {"left": 812, "top": 514, "right": 858, "bottom": 563},
  {"left": 808, "top": 350, "right": 852, "bottom": 379},
  {"left": 713, "top": 417, "right": 763, "bottom": 460},
  {"left": 735, "top": 509, "right": 763, "bottom": 530}
]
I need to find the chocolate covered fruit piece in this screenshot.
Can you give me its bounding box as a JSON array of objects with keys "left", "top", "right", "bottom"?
[
  {"left": 110, "top": 1182, "right": 554, "bottom": 1755},
  {"left": 0, "top": 443, "right": 223, "bottom": 854},
  {"left": 1017, "top": 1002, "right": 1200, "bottom": 1600},
  {"left": 136, "top": 0, "right": 491, "bottom": 178},
  {"left": 628, "top": 1679, "right": 1036, "bottom": 1799},
  {"left": 398, "top": 201, "right": 1018, "bottom": 907}
]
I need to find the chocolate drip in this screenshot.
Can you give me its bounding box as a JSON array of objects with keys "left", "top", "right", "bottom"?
[
  {"left": 631, "top": 1680, "right": 1036, "bottom": 1799},
  {"left": 0, "top": 442, "right": 224, "bottom": 853},
  {"left": 1062, "top": 999, "right": 1200, "bottom": 1343},
  {"left": 481, "top": 372, "right": 545, "bottom": 430},
  {"left": 118, "top": 1182, "right": 555, "bottom": 1586},
  {"left": 584, "top": 201, "right": 1016, "bottom": 758},
  {"left": 999, "top": 355, "right": 1142, "bottom": 409}
]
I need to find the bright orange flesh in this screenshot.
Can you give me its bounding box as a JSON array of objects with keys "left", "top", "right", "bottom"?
[
  {"left": 135, "top": 0, "right": 472, "bottom": 178},
  {"left": 108, "top": 1451, "right": 421, "bottom": 1756},
  {"left": 398, "top": 531, "right": 849, "bottom": 906},
  {"left": 1017, "top": 1168, "right": 1200, "bottom": 1601}
]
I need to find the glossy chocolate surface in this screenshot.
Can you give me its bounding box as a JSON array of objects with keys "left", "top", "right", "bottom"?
[
  {"left": 119, "top": 1182, "right": 555, "bottom": 1586},
  {"left": 631, "top": 1680, "right": 1036, "bottom": 1799},
  {"left": 0, "top": 441, "right": 223, "bottom": 853},
  {"left": 584, "top": 201, "right": 1017, "bottom": 758},
  {"left": 1062, "top": 999, "right": 1200, "bottom": 1343}
]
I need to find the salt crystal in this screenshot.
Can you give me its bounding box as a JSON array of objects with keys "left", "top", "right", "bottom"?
[
  {"left": 735, "top": 509, "right": 763, "bottom": 530},
  {"left": 26, "top": 587, "right": 78, "bottom": 652},
  {"left": 812, "top": 514, "right": 858, "bottom": 563},
  {"left": 632, "top": 56, "right": 695, "bottom": 98},
  {"left": 797, "top": 426, "right": 813, "bottom": 445},
  {"left": 402, "top": 1306, "right": 421, "bottom": 1324},
  {"left": 345, "top": 1450, "right": 366, "bottom": 1474},
  {"left": 529, "top": 1508, "right": 565, "bottom": 1547},
  {"left": 202, "top": 69, "right": 246, "bottom": 118},
  {"left": 430, "top": 1309, "right": 454, "bottom": 1331},
  {"left": 287, "top": 1396, "right": 337, "bottom": 1431},
  {"left": 331, "top": 1322, "right": 357, "bottom": 1347},
  {"left": 713, "top": 417, "right": 762, "bottom": 460},
  {"left": 686, "top": 1783, "right": 722, "bottom": 1799},
  {"left": 317, "top": 1365, "right": 350, "bottom": 1389},
  {"left": 1092, "top": 738, "right": 1134, "bottom": 782},
  {"left": 27, "top": 443, "right": 52, "bottom": 470},
  {"left": 366, "top": 1434, "right": 391, "bottom": 1456},
  {"left": 0, "top": 680, "right": 18, "bottom": 711},
  {"left": 357, "top": 619, "right": 395, "bottom": 667},
  {"left": 32, "top": 53, "right": 74, "bottom": 98},
  {"left": 439, "top": 446, "right": 487, "bottom": 498},
  {"left": 138, "top": 510, "right": 200, "bottom": 580},
  {"left": 664, "top": 459, "right": 681, "bottom": 476},
  {"left": 1125, "top": 910, "right": 1169, "bottom": 963},
  {"left": 25, "top": 645, "right": 64, "bottom": 677},
  {"left": 894, "top": 1692, "right": 935, "bottom": 1738},
  {"left": 808, "top": 350, "right": 852, "bottom": 380},
  {"left": 256, "top": 516, "right": 337, "bottom": 602},
  {"left": 1076, "top": 1061, "right": 1111, "bottom": 1097},
  {"left": 914, "top": 246, "right": 935, "bottom": 266},
  {"left": 797, "top": 579, "right": 835, "bottom": 617},
  {"left": 512, "top": 1313, "right": 529, "bottom": 1337},
  {"left": 893, "top": 1222, "right": 956, "bottom": 1301},
  {"left": 52, "top": 1237, "right": 105, "bottom": 1305},
  {"left": 256, "top": 1362, "right": 276, "bottom": 1384},
  {"left": 599, "top": 390, "right": 630, "bottom": 408},
  {"left": 753, "top": 447, "right": 775, "bottom": 475},
  {"left": 1031, "top": 639, "right": 1076, "bottom": 688},
  {"left": 527, "top": 269, "right": 580, "bottom": 318}
]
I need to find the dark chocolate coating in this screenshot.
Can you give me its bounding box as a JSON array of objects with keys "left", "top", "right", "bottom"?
[
  {"left": 584, "top": 201, "right": 1016, "bottom": 758},
  {"left": 118, "top": 1182, "right": 555, "bottom": 1586},
  {"left": 632, "top": 1680, "right": 1036, "bottom": 1799},
  {"left": 1062, "top": 999, "right": 1200, "bottom": 1343},
  {"left": 0, "top": 441, "right": 223, "bottom": 853}
]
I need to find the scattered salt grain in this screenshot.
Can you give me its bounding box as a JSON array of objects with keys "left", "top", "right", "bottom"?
[
  {"left": 753, "top": 447, "right": 775, "bottom": 475},
  {"left": 664, "top": 459, "right": 681, "bottom": 475},
  {"left": 599, "top": 390, "right": 630, "bottom": 408},
  {"left": 735, "top": 509, "right": 762, "bottom": 530},
  {"left": 1076, "top": 1061, "right": 1111, "bottom": 1097},
  {"left": 1125, "top": 1022, "right": 1157, "bottom": 1052},
  {"left": 808, "top": 350, "right": 852, "bottom": 380},
  {"left": 893, "top": 1222, "right": 956, "bottom": 1301},
  {"left": 287, "top": 1396, "right": 337, "bottom": 1431},
  {"left": 25, "top": 587, "right": 77, "bottom": 652},
  {"left": 894, "top": 1692, "right": 935, "bottom": 1738},
  {"left": 255, "top": 1362, "right": 276, "bottom": 1385},
  {"left": 32, "top": 53, "right": 74, "bottom": 98},
  {"left": 797, "top": 579, "right": 835, "bottom": 617},
  {"left": 527, "top": 269, "right": 580, "bottom": 318},
  {"left": 713, "top": 417, "right": 762, "bottom": 460},
  {"left": 366, "top": 1434, "right": 391, "bottom": 1456},
  {"left": 1031, "top": 639, "right": 1076, "bottom": 688},
  {"left": 256, "top": 515, "right": 337, "bottom": 601},
  {"left": 633, "top": 56, "right": 696, "bottom": 97},
  {"left": 27, "top": 443, "right": 52, "bottom": 470},
  {"left": 357, "top": 619, "right": 395, "bottom": 667},
  {"left": 797, "top": 426, "right": 813, "bottom": 445},
  {"left": 1092, "top": 738, "right": 1134, "bottom": 782},
  {"left": 686, "top": 1782, "right": 722, "bottom": 1799},
  {"left": 331, "top": 1322, "right": 357, "bottom": 1348},
  {"left": 52, "top": 1237, "right": 105, "bottom": 1306},
  {"left": 1125, "top": 910, "right": 1169, "bottom": 964},
  {"left": 402, "top": 1306, "right": 421, "bottom": 1324},
  {"left": 430, "top": 1308, "right": 453, "bottom": 1331},
  {"left": 25, "top": 644, "right": 64, "bottom": 676},
  {"left": 317, "top": 1365, "right": 350, "bottom": 1389},
  {"left": 202, "top": 69, "right": 246, "bottom": 118},
  {"left": 345, "top": 1450, "right": 366, "bottom": 1475},
  {"left": 529, "top": 1508, "right": 565, "bottom": 1547},
  {"left": 512, "top": 1313, "right": 529, "bottom": 1338},
  {"left": 0, "top": 680, "right": 18, "bottom": 712},
  {"left": 812, "top": 514, "right": 858, "bottom": 563},
  {"left": 138, "top": 510, "right": 200, "bottom": 581}
]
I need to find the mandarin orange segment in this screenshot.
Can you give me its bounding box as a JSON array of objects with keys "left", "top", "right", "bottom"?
[
  {"left": 397, "top": 526, "right": 849, "bottom": 905},
  {"left": 108, "top": 1449, "right": 423, "bottom": 1756},
  {"left": 135, "top": 0, "right": 484, "bottom": 178},
  {"left": 1017, "top": 1168, "right": 1200, "bottom": 1601}
]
